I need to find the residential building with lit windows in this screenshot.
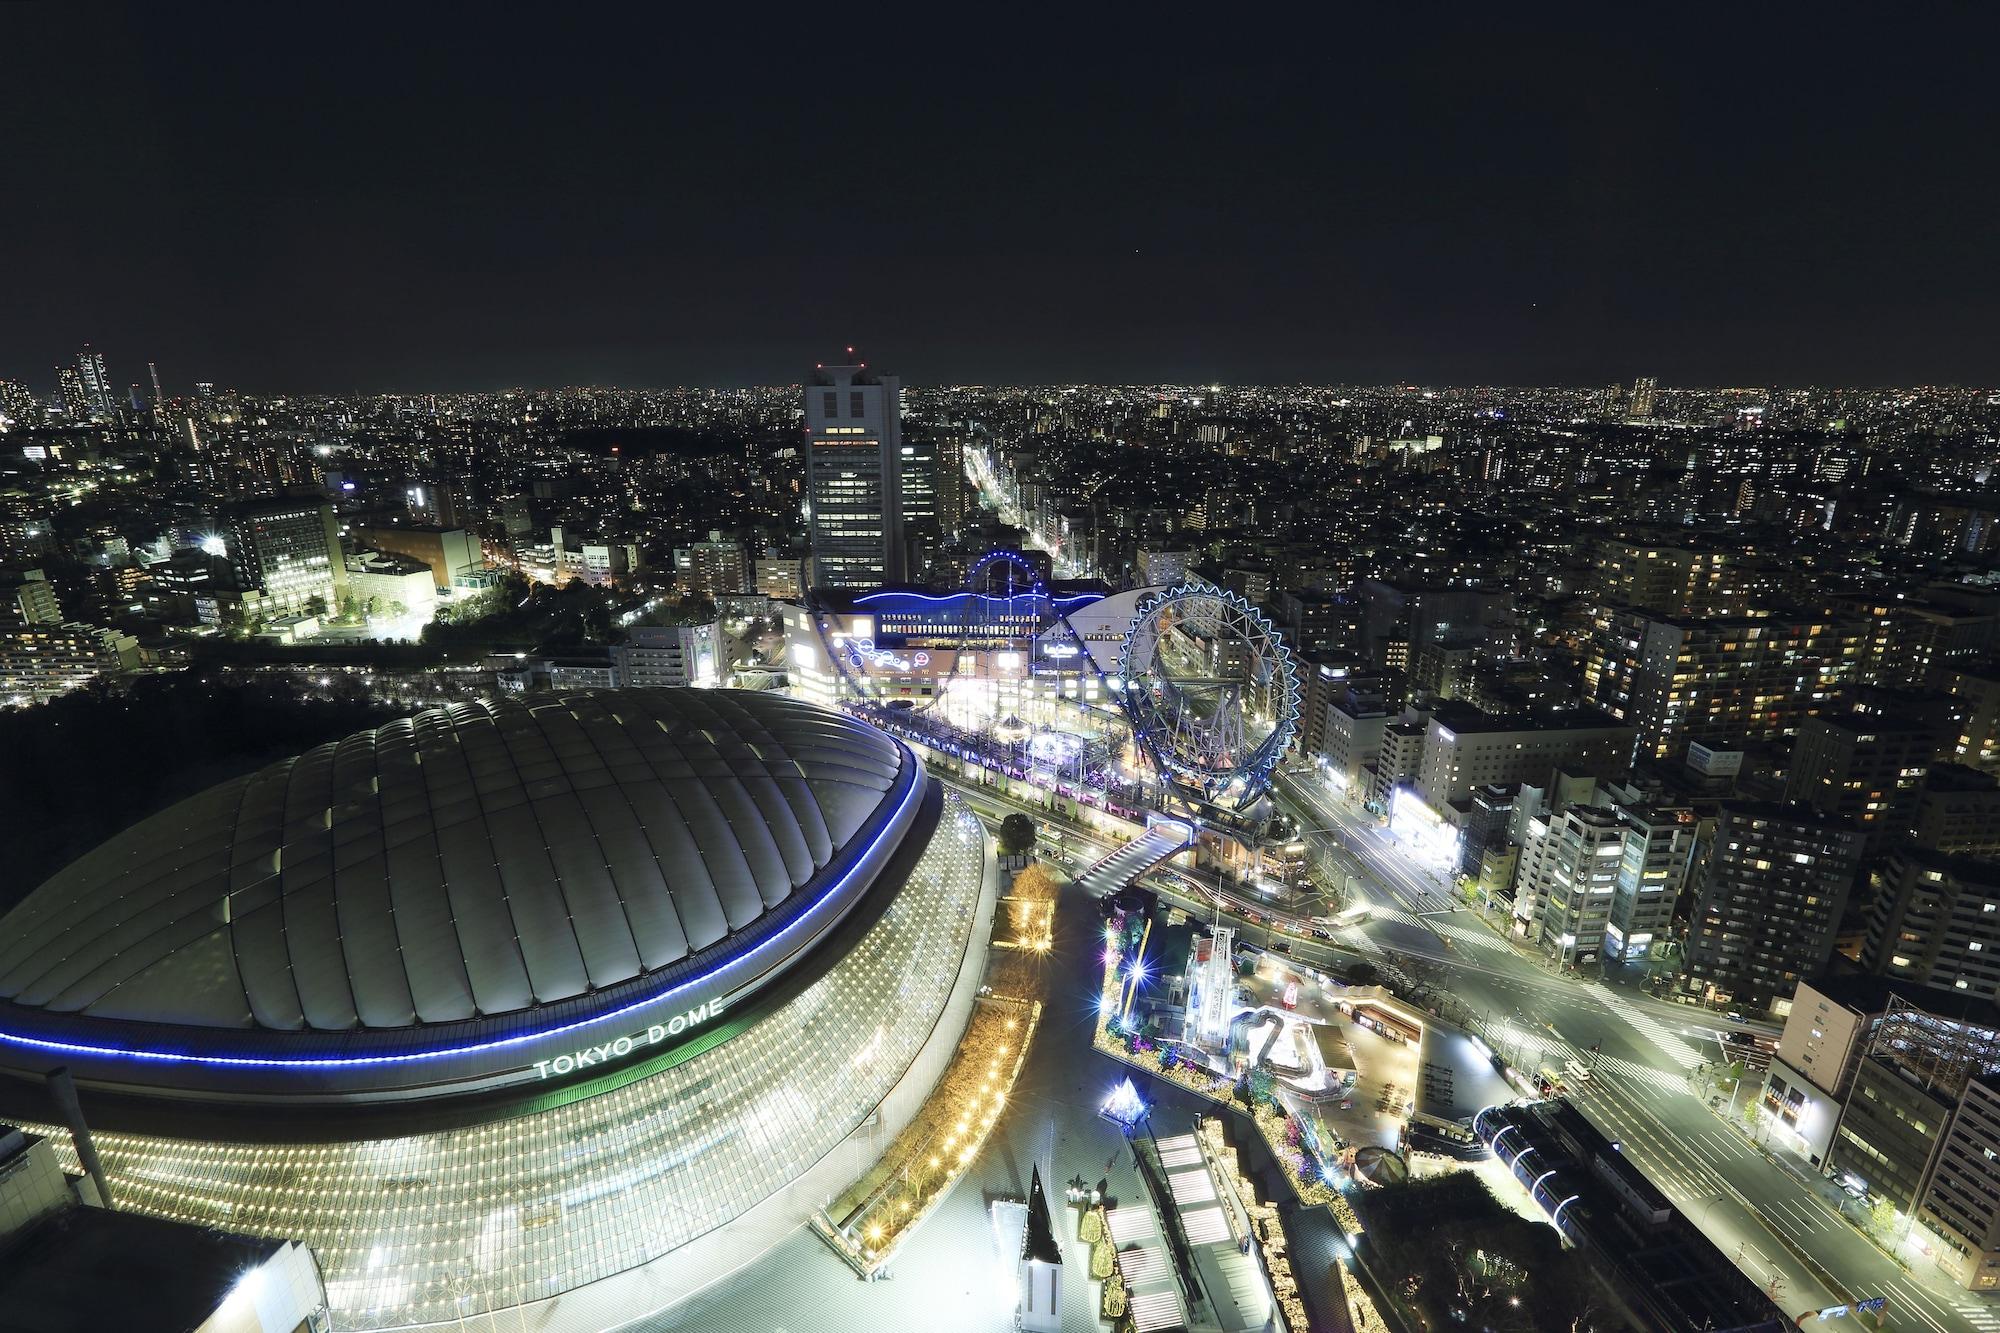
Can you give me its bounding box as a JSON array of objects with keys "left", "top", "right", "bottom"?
[
  {"left": 0, "top": 567, "right": 61, "bottom": 625},
  {"left": 1912, "top": 766, "right": 2000, "bottom": 856},
  {"left": 804, "top": 362, "right": 904, "bottom": 588},
  {"left": 1516, "top": 802, "right": 1627, "bottom": 966},
  {"left": 0, "top": 689, "right": 993, "bottom": 1330},
  {"left": 1833, "top": 592, "right": 1999, "bottom": 685},
  {"left": 1589, "top": 534, "right": 1802, "bottom": 618},
  {"left": 1863, "top": 848, "right": 2000, "bottom": 1000},
  {"left": 1413, "top": 703, "right": 1635, "bottom": 809},
  {"left": 1783, "top": 711, "right": 1940, "bottom": 853},
  {"left": 1584, "top": 609, "right": 1868, "bottom": 761},
  {"left": 1936, "top": 662, "right": 2000, "bottom": 774},
  {"left": 680, "top": 530, "right": 750, "bottom": 600},
  {"left": 1513, "top": 785, "right": 1696, "bottom": 966},
  {"left": 0, "top": 621, "right": 140, "bottom": 704},
  {"left": 1682, "top": 801, "right": 1863, "bottom": 1012},
  {"left": 1922, "top": 1072, "right": 2000, "bottom": 1289}
]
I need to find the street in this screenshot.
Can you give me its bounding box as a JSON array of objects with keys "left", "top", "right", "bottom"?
[
  {"left": 955, "top": 761, "right": 2000, "bottom": 1333},
  {"left": 1272, "top": 768, "right": 2000, "bottom": 1333}
]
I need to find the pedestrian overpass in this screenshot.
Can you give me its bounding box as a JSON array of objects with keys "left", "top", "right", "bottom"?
[{"left": 1074, "top": 819, "right": 1196, "bottom": 898}]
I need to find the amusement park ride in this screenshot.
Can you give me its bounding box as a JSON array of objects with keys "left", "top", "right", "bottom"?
[{"left": 809, "top": 551, "right": 1303, "bottom": 865}]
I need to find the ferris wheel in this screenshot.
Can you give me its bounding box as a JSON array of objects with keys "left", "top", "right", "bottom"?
[{"left": 1116, "top": 581, "right": 1300, "bottom": 810}]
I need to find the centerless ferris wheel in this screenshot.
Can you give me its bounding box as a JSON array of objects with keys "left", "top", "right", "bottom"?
[{"left": 1115, "top": 581, "right": 1301, "bottom": 813}]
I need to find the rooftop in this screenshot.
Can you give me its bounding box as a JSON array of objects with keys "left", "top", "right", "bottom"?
[{"left": 0, "top": 1205, "right": 288, "bottom": 1333}]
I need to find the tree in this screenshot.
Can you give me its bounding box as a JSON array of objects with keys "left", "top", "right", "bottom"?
[
  {"left": 1741, "top": 1097, "right": 1762, "bottom": 1137},
  {"left": 998, "top": 813, "right": 1037, "bottom": 856},
  {"left": 1358, "top": 1174, "right": 1611, "bottom": 1331},
  {"left": 1868, "top": 1196, "right": 1898, "bottom": 1240},
  {"left": 1010, "top": 863, "right": 1058, "bottom": 903},
  {"left": 1345, "top": 961, "right": 1380, "bottom": 987}
]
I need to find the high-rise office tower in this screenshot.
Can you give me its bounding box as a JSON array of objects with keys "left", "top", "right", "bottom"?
[
  {"left": 75, "top": 346, "right": 114, "bottom": 419},
  {"left": 934, "top": 428, "right": 967, "bottom": 534},
  {"left": 1628, "top": 376, "right": 1658, "bottom": 421},
  {"left": 148, "top": 362, "right": 165, "bottom": 412},
  {"left": 900, "top": 435, "right": 939, "bottom": 530},
  {"left": 223, "top": 497, "right": 347, "bottom": 616},
  {"left": 803, "top": 361, "right": 904, "bottom": 588},
  {"left": 56, "top": 367, "right": 88, "bottom": 419}
]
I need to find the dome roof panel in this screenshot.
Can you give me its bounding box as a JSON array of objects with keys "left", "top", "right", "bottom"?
[{"left": 0, "top": 690, "right": 907, "bottom": 1034}]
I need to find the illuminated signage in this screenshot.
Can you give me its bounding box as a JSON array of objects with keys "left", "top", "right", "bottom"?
[{"left": 533, "top": 997, "right": 727, "bottom": 1080}]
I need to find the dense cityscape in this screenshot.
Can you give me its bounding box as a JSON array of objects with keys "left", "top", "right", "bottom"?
[
  {"left": 7, "top": 8, "right": 2000, "bottom": 1333},
  {"left": 1, "top": 353, "right": 1999, "bottom": 1333}
]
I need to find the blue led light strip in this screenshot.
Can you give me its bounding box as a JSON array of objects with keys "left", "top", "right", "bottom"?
[
  {"left": 0, "top": 749, "right": 924, "bottom": 1073},
  {"left": 852, "top": 591, "right": 1101, "bottom": 606}
]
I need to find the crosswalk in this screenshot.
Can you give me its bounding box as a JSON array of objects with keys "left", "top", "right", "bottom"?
[
  {"left": 1881, "top": 1274, "right": 2000, "bottom": 1333},
  {"left": 1369, "top": 904, "right": 1512, "bottom": 953},
  {"left": 1591, "top": 985, "right": 1704, "bottom": 1072},
  {"left": 1588, "top": 1053, "right": 1690, "bottom": 1096},
  {"left": 1950, "top": 1295, "right": 2000, "bottom": 1333}
]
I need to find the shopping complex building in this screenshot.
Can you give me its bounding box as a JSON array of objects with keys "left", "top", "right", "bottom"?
[
  {"left": 1761, "top": 975, "right": 2000, "bottom": 1289},
  {"left": 0, "top": 689, "right": 994, "bottom": 1328},
  {"left": 780, "top": 581, "right": 1163, "bottom": 716}
]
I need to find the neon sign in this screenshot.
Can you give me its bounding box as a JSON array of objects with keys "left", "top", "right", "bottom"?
[{"left": 534, "top": 997, "right": 727, "bottom": 1079}]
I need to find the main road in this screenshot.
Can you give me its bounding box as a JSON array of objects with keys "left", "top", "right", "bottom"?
[{"left": 1272, "top": 768, "right": 1999, "bottom": 1333}]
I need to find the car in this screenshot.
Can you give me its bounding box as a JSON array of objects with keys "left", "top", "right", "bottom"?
[
  {"left": 1726, "top": 1031, "right": 1754, "bottom": 1045},
  {"left": 1726, "top": 1010, "right": 1745, "bottom": 1023}
]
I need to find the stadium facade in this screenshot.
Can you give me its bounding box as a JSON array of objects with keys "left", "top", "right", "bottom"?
[{"left": 0, "top": 689, "right": 991, "bottom": 1328}]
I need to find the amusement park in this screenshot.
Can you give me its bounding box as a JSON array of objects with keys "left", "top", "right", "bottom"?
[
  {"left": 775, "top": 552, "right": 1816, "bottom": 1333},
  {"left": 781, "top": 550, "right": 1312, "bottom": 898}
]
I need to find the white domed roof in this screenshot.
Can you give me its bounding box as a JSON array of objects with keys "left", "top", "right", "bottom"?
[{"left": 0, "top": 690, "right": 903, "bottom": 1032}]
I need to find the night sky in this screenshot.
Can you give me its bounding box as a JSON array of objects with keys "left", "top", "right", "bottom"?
[{"left": 5, "top": 7, "right": 1997, "bottom": 392}]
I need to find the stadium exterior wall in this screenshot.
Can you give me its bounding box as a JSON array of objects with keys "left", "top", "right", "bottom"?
[{"left": 15, "top": 785, "right": 992, "bottom": 1330}]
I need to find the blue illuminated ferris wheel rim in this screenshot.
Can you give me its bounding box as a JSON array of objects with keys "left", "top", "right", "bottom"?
[
  {"left": 1115, "top": 581, "right": 1301, "bottom": 797},
  {"left": 964, "top": 548, "right": 1043, "bottom": 597}
]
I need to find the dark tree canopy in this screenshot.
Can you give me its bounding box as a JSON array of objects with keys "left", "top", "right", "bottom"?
[
  {"left": 997, "top": 813, "right": 1037, "bottom": 856},
  {"left": 0, "top": 671, "right": 405, "bottom": 912}
]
